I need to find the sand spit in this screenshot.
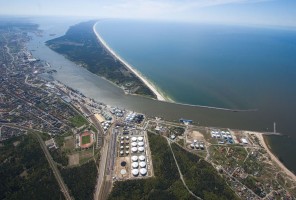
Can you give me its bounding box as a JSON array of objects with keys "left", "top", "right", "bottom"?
[{"left": 93, "top": 22, "right": 166, "bottom": 101}]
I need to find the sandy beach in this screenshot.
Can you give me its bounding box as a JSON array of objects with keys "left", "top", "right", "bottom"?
[
  {"left": 252, "top": 131, "right": 296, "bottom": 181},
  {"left": 93, "top": 22, "right": 166, "bottom": 101},
  {"left": 92, "top": 22, "right": 295, "bottom": 181}
]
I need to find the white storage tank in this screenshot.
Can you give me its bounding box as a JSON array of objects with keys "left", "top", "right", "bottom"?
[
  {"left": 132, "top": 169, "right": 139, "bottom": 176},
  {"left": 139, "top": 161, "right": 146, "bottom": 168},
  {"left": 138, "top": 142, "right": 144, "bottom": 147},
  {"left": 138, "top": 147, "right": 144, "bottom": 152},
  {"left": 131, "top": 147, "right": 138, "bottom": 153},
  {"left": 139, "top": 155, "right": 145, "bottom": 161},
  {"left": 131, "top": 142, "right": 137, "bottom": 147},
  {"left": 120, "top": 169, "right": 127, "bottom": 175},
  {"left": 140, "top": 168, "right": 147, "bottom": 176},
  {"left": 132, "top": 162, "right": 139, "bottom": 169},
  {"left": 137, "top": 136, "right": 143, "bottom": 142},
  {"left": 131, "top": 156, "right": 138, "bottom": 162},
  {"left": 131, "top": 137, "right": 137, "bottom": 142}
]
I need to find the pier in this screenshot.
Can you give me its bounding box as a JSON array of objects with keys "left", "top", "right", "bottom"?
[{"left": 263, "top": 122, "right": 282, "bottom": 136}]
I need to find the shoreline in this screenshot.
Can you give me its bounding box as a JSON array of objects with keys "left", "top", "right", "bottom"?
[
  {"left": 92, "top": 21, "right": 259, "bottom": 112},
  {"left": 93, "top": 22, "right": 167, "bottom": 102},
  {"left": 252, "top": 131, "right": 296, "bottom": 181},
  {"left": 30, "top": 20, "right": 295, "bottom": 183}
]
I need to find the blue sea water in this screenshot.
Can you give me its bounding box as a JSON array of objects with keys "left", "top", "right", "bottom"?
[
  {"left": 95, "top": 20, "right": 296, "bottom": 173},
  {"left": 95, "top": 20, "right": 296, "bottom": 110},
  {"left": 26, "top": 17, "right": 296, "bottom": 173}
]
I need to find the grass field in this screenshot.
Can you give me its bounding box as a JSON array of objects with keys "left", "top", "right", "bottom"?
[
  {"left": 70, "top": 115, "right": 88, "bottom": 128},
  {"left": 82, "top": 135, "right": 91, "bottom": 144}
]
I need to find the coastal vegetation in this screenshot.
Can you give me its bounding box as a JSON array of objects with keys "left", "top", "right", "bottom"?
[
  {"left": 46, "top": 21, "right": 156, "bottom": 99},
  {"left": 0, "top": 135, "right": 64, "bottom": 200},
  {"left": 108, "top": 132, "right": 238, "bottom": 199}
]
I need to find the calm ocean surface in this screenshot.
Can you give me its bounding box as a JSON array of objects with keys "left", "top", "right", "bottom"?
[
  {"left": 95, "top": 20, "right": 296, "bottom": 172},
  {"left": 27, "top": 18, "right": 296, "bottom": 173},
  {"left": 95, "top": 20, "right": 296, "bottom": 110}
]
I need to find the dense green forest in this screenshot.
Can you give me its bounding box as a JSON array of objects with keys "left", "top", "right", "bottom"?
[
  {"left": 0, "top": 135, "right": 64, "bottom": 200},
  {"left": 171, "top": 143, "right": 239, "bottom": 200},
  {"left": 108, "top": 132, "right": 195, "bottom": 200},
  {"left": 46, "top": 21, "right": 156, "bottom": 99},
  {"left": 108, "top": 132, "right": 238, "bottom": 200},
  {"left": 60, "top": 160, "right": 98, "bottom": 200},
  {"left": 51, "top": 149, "right": 69, "bottom": 166}
]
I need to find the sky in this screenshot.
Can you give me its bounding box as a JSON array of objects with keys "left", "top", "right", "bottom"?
[{"left": 1, "top": 0, "right": 296, "bottom": 27}]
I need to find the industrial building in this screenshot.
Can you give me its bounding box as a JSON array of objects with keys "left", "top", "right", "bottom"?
[{"left": 114, "top": 126, "right": 153, "bottom": 180}]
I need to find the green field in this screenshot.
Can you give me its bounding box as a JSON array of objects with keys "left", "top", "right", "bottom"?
[
  {"left": 70, "top": 115, "right": 88, "bottom": 128},
  {"left": 82, "top": 135, "right": 91, "bottom": 144}
]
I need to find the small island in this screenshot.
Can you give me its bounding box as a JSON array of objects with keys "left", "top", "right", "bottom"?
[{"left": 46, "top": 21, "right": 158, "bottom": 100}]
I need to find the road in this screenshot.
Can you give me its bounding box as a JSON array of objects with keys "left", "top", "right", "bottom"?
[
  {"left": 167, "top": 138, "right": 203, "bottom": 200},
  {"left": 94, "top": 125, "right": 116, "bottom": 200},
  {"left": 6, "top": 91, "right": 67, "bottom": 131},
  {"left": 0, "top": 123, "right": 73, "bottom": 200},
  {"left": 32, "top": 132, "right": 73, "bottom": 200},
  {"left": 106, "top": 127, "right": 117, "bottom": 175},
  {"left": 94, "top": 133, "right": 110, "bottom": 200},
  {"left": 78, "top": 104, "right": 113, "bottom": 200},
  {"left": 80, "top": 104, "right": 104, "bottom": 134},
  {"left": 98, "top": 127, "right": 118, "bottom": 200}
]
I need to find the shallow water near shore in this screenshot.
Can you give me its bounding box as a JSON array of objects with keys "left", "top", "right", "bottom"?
[{"left": 27, "top": 17, "right": 296, "bottom": 174}]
